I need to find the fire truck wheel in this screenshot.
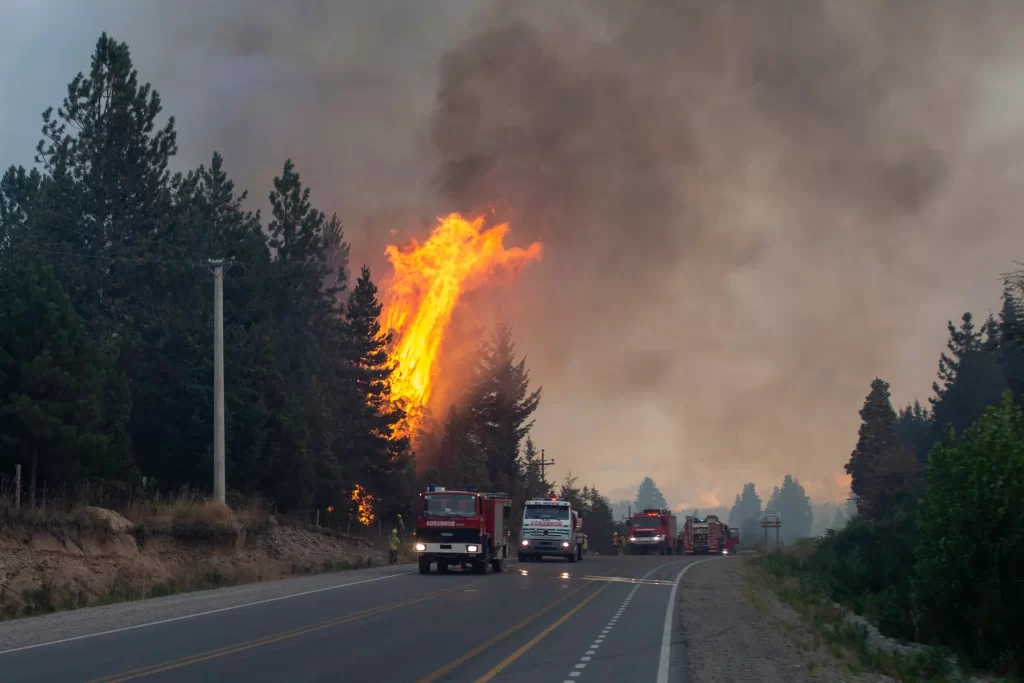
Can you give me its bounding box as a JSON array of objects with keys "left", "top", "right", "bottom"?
[
  {"left": 568, "top": 550, "right": 577, "bottom": 563},
  {"left": 472, "top": 547, "right": 489, "bottom": 574},
  {"left": 418, "top": 557, "right": 431, "bottom": 574}
]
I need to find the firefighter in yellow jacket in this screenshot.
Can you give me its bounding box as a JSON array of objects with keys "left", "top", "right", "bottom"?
[{"left": 388, "top": 528, "right": 400, "bottom": 564}]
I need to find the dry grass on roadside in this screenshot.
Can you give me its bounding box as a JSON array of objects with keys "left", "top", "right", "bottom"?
[
  {"left": 122, "top": 490, "right": 276, "bottom": 543},
  {"left": 0, "top": 475, "right": 276, "bottom": 544}
]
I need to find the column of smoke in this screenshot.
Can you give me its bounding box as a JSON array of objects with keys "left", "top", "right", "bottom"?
[
  {"left": 65, "top": 0, "right": 1024, "bottom": 504},
  {"left": 426, "top": 0, "right": 1024, "bottom": 504}
]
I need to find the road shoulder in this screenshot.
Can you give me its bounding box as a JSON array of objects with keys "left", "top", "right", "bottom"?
[
  {"left": 0, "top": 563, "right": 413, "bottom": 654},
  {"left": 680, "top": 555, "right": 890, "bottom": 683}
]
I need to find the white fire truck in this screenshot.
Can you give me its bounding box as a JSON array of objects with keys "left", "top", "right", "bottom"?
[{"left": 518, "top": 497, "right": 584, "bottom": 562}]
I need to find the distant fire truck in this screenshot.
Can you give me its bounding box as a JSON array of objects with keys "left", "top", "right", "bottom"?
[
  {"left": 724, "top": 527, "right": 740, "bottom": 555},
  {"left": 413, "top": 485, "right": 511, "bottom": 574},
  {"left": 683, "top": 514, "right": 729, "bottom": 555},
  {"left": 518, "top": 497, "right": 584, "bottom": 562},
  {"left": 627, "top": 509, "right": 679, "bottom": 555}
]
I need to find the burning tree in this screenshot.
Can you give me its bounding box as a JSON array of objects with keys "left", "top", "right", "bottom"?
[
  {"left": 380, "top": 212, "right": 542, "bottom": 441},
  {"left": 350, "top": 484, "right": 376, "bottom": 526}
]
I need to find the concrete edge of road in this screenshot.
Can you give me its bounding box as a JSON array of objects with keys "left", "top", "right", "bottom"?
[
  {"left": 0, "top": 563, "right": 416, "bottom": 656},
  {"left": 658, "top": 557, "right": 719, "bottom": 683}
]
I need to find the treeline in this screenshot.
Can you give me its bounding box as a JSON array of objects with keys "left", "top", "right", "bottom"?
[
  {"left": 776, "top": 281, "right": 1024, "bottom": 674},
  {"left": 726, "top": 475, "right": 816, "bottom": 547},
  {"left": 0, "top": 34, "right": 410, "bottom": 517},
  {"left": 0, "top": 33, "right": 615, "bottom": 536}
]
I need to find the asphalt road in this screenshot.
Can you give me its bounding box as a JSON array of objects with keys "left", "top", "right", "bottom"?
[{"left": 0, "top": 553, "right": 714, "bottom": 683}]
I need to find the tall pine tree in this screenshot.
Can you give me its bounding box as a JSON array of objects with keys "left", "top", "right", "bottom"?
[
  {"left": 32, "top": 33, "right": 177, "bottom": 338},
  {"left": 467, "top": 317, "right": 542, "bottom": 497},
  {"left": 846, "top": 378, "right": 898, "bottom": 518},
  {"left": 930, "top": 313, "right": 1007, "bottom": 440},
  {"left": 345, "top": 266, "right": 410, "bottom": 508},
  {"left": 634, "top": 476, "right": 668, "bottom": 510}
]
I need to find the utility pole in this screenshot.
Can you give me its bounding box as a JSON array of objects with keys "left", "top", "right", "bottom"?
[
  {"left": 538, "top": 448, "right": 555, "bottom": 482},
  {"left": 208, "top": 259, "right": 232, "bottom": 504}
]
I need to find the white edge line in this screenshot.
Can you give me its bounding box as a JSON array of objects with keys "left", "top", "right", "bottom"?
[
  {"left": 655, "top": 558, "right": 717, "bottom": 683},
  {"left": 0, "top": 570, "right": 414, "bottom": 656}
]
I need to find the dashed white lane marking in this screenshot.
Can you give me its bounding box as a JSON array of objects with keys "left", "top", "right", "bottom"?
[{"left": 559, "top": 561, "right": 683, "bottom": 683}]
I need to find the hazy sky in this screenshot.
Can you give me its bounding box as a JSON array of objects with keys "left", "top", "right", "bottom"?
[{"left": 4, "top": 1, "right": 1024, "bottom": 509}]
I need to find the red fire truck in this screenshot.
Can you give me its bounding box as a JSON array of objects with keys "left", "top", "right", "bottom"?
[
  {"left": 724, "top": 527, "right": 740, "bottom": 555},
  {"left": 625, "top": 509, "right": 678, "bottom": 555},
  {"left": 413, "top": 485, "right": 512, "bottom": 574},
  {"left": 683, "top": 514, "right": 729, "bottom": 555}
]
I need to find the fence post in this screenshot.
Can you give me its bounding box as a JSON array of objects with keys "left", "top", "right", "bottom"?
[
  {"left": 14, "top": 464, "right": 21, "bottom": 512},
  {"left": 42, "top": 482, "right": 46, "bottom": 511},
  {"left": 315, "top": 509, "right": 320, "bottom": 528}
]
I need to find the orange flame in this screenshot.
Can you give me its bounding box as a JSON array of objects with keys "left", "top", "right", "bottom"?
[
  {"left": 351, "top": 484, "right": 375, "bottom": 526},
  {"left": 381, "top": 212, "right": 543, "bottom": 438}
]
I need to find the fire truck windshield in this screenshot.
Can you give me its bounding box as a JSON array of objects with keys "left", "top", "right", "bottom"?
[
  {"left": 524, "top": 504, "right": 569, "bottom": 521},
  {"left": 422, "top": 493, "right": 478, "bottom": 517},
  {"left": 629, "top": 518, "right": 662, "bottom": 529}
]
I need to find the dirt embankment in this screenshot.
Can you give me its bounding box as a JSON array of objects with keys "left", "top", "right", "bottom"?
[{"left": 0, "top": 505, "right": 392, "bottom": 619}]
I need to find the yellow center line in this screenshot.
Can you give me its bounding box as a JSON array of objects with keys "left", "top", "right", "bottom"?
[
  {"left": 473, "top": 581, "right": 611, "bottom": 683},
  {"left": 84, "top": 583, "right": 470, "bottom": 683},
  {"left": 415, "top": 577, "right": 612, "bottom": 683}
]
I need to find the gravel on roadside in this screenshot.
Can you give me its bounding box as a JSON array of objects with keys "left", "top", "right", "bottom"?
[{"left": 680, "top": 555, "right": 891, "bottom": 683}]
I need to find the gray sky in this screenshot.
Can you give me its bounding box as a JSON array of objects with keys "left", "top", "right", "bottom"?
[{"left": 4, "top": 1, "right": 1024, "bottom": 509}]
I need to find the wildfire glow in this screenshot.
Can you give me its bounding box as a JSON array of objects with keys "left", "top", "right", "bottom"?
[
  {"left": 351, "top": 484, "right": 376, "bottom": 526},
  {"left": 381, "top": 212, "right": 543, "bottom": 438}
]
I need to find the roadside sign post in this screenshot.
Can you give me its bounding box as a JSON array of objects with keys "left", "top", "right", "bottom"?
[{"left": 761, "top": 512, "right": 782, "bottom": 552}]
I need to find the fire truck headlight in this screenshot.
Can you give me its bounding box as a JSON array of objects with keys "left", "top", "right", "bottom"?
[
  {"left": 561, "top": 541, "right": 570, "bottom": 548},
  {"left": 466, "top": 545, "right": 480, "bottom": 553},
  {"left": 653, "top": 535, "right": 663, "bottom": 541},
  {"left": 521, "top": 539, "right": 530, "bottom": 546},
  {"left": 629, "top": 536, "right": 637, "bottom": 542},
  {"left": 414, "top": 542, "right": 426, "bottom": 552}
]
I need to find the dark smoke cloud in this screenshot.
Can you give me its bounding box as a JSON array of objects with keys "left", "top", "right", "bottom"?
[
  {"left": 427, "top": 0, "right": 1024, "bottom": 505},
  {"left": 4, "top": 0, "right": 1024, "bottom": 506}
]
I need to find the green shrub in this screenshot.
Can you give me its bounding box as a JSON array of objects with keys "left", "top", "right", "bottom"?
[{"left": 913, "top": 393, "right": 1024, "bottom": 674}]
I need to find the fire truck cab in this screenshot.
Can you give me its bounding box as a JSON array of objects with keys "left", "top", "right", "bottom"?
[
  {"left": 627, "top": 508, "right": 678, "bottom": 555},
  {"left": 413, "top": 485, "right": 511, "bottom": 575},
  {"left": 519, "top": 498, "right": 584, "bottom": 562}
]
